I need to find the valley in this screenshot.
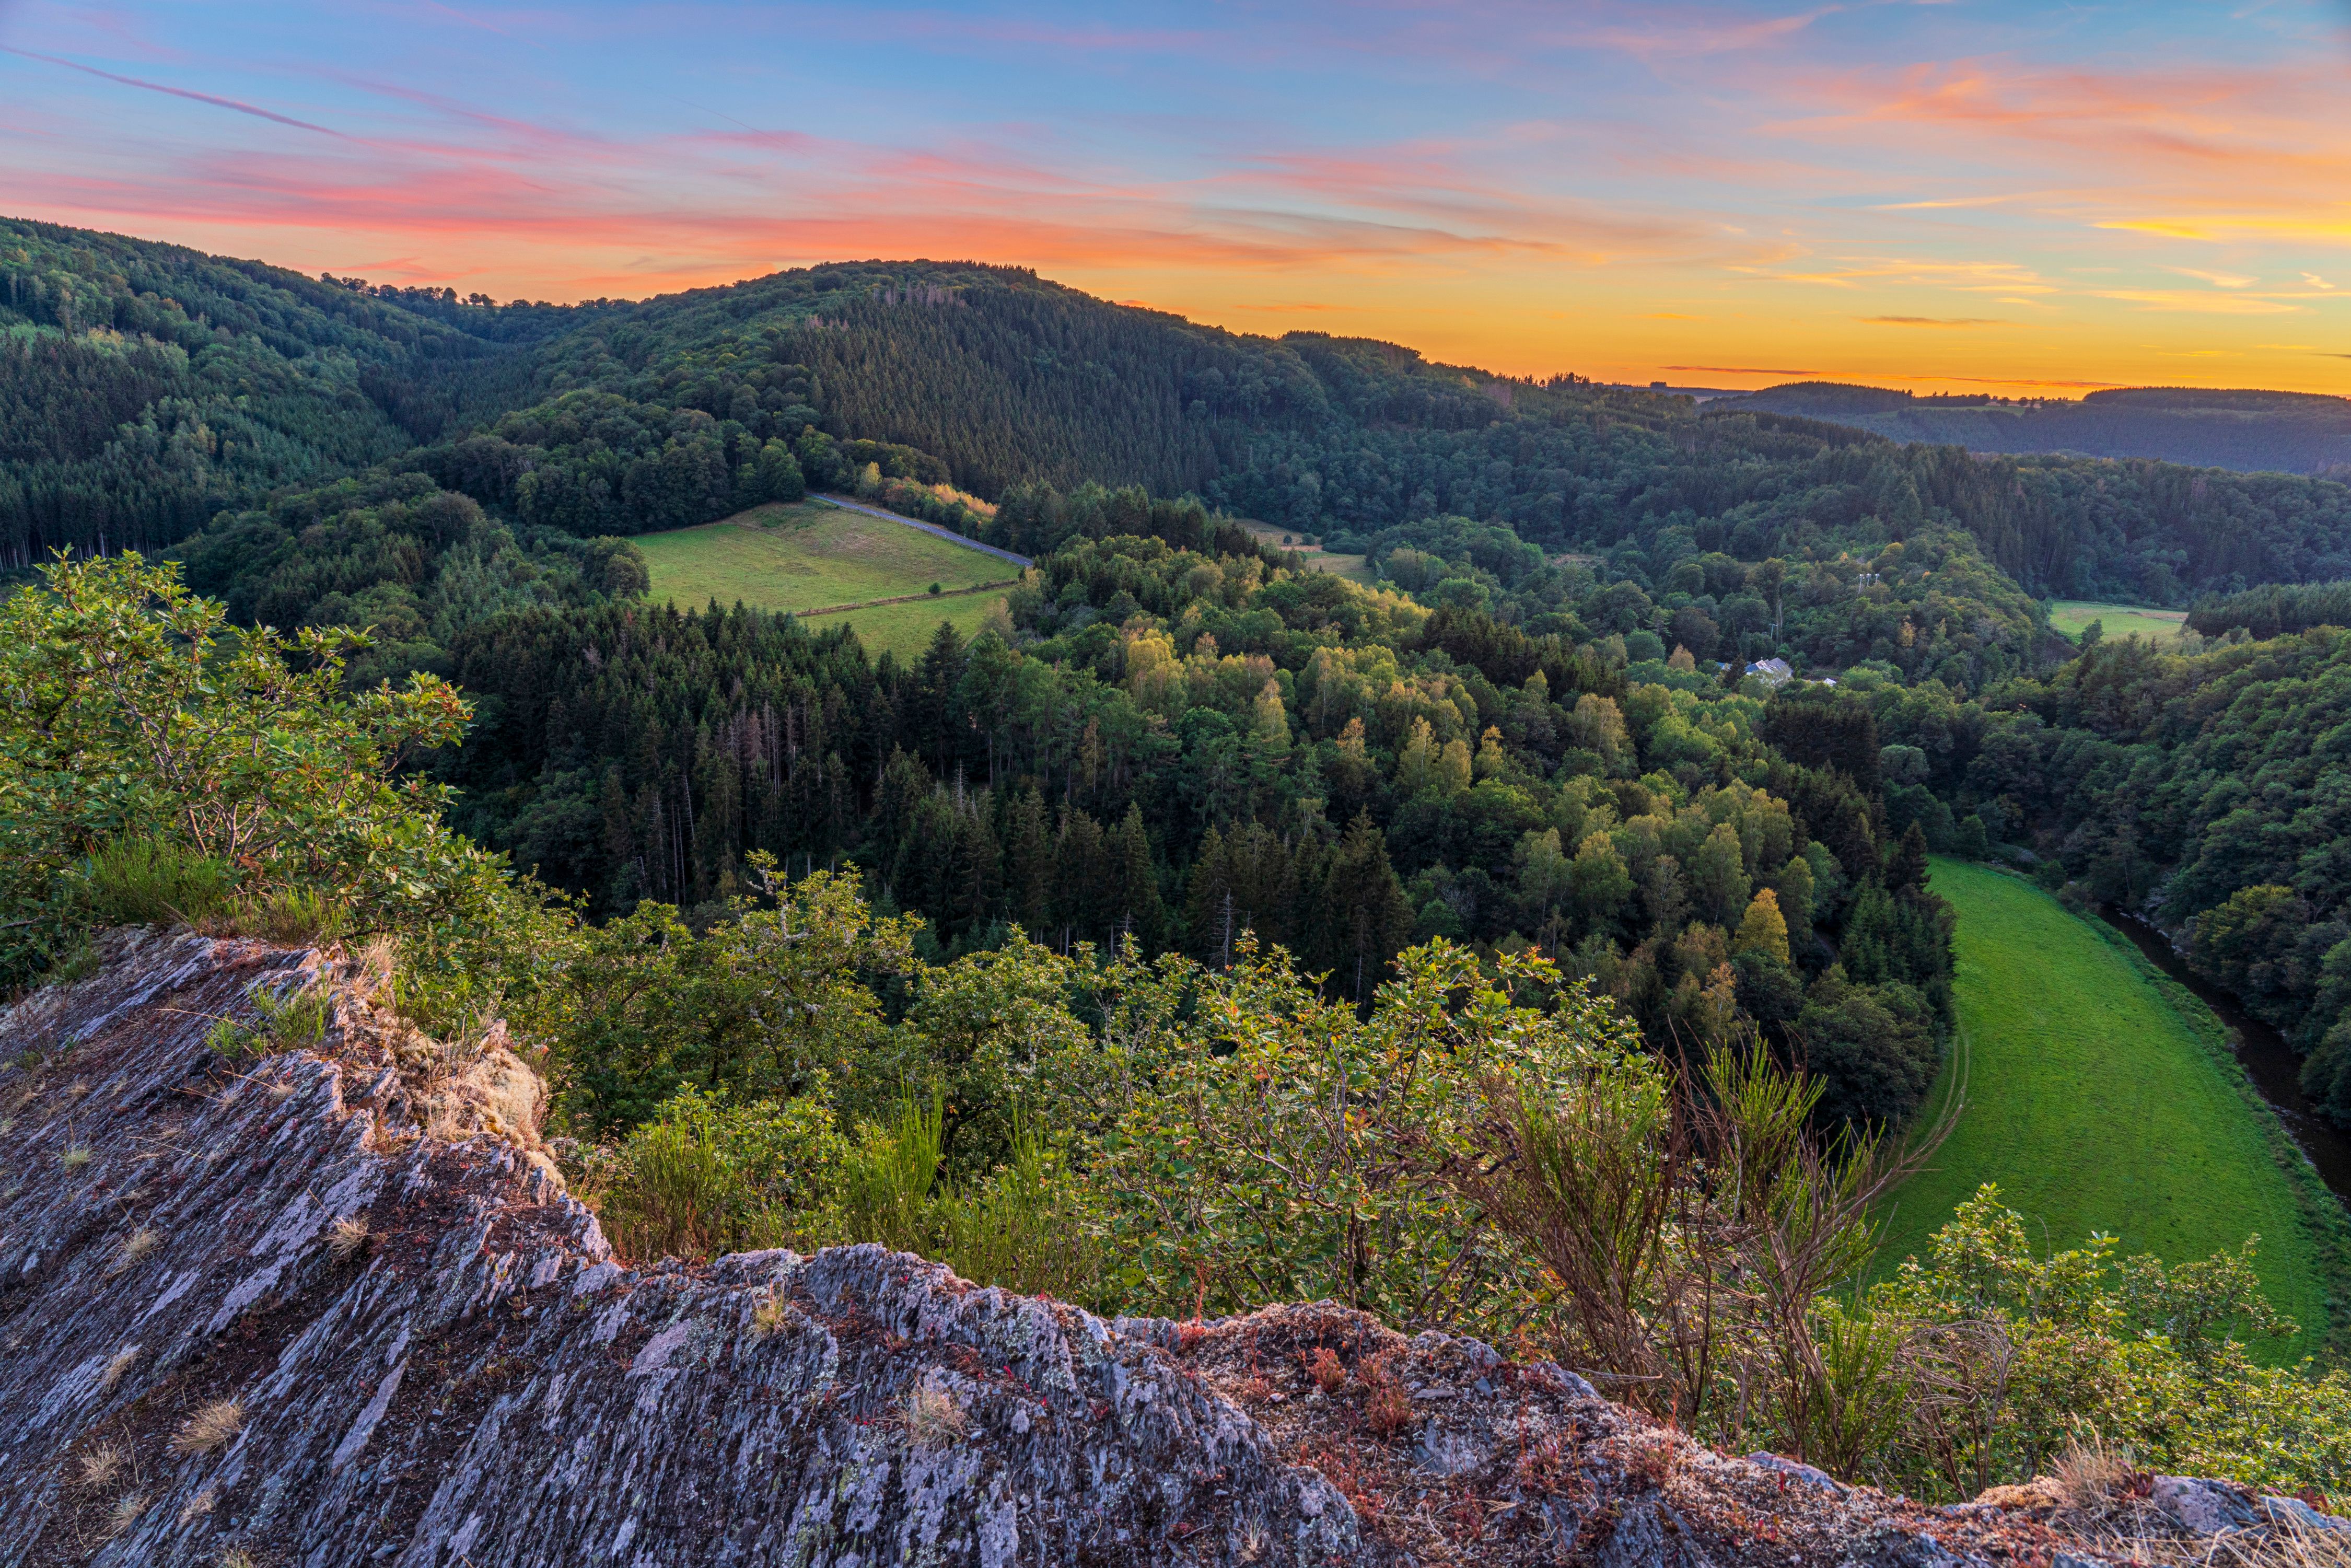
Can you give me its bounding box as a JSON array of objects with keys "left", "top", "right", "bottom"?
[
  {"left": 1877, "top": 858, "right": 2345, "bottom": 1358},
  {"left": 8, "top": 215, "right": 2351, "bottom": 1518}
]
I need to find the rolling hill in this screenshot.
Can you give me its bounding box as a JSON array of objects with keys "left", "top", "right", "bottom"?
[
  {"left": 1717, "top": 381, "right": 2351, "bottom": 476},
  {"left": 12, "top": 217, "right": 2351, "bottom": 604}
]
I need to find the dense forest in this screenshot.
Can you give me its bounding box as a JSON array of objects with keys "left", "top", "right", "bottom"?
[
  {"left": 161, "top": 466, "right": 1954, "bottom": 1130},
  {"left": 13, "top": 220, "right": 2351, "bottom": 604},
  {"left": 14, "top": 215, "right": 2351, "bottom": 1132},
  {"left": 1725, "top": 382, "right": 2351, "bottom": 478}
]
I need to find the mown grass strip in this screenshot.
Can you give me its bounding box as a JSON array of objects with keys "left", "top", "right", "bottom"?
[{"left": 1876, "top": 858, "right": 2346, "bottom": 1363}]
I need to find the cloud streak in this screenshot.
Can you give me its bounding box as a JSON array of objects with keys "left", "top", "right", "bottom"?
[
  {"left": 2, "top": 1, "right": 2349, "bottom": 394},
  {"left": 0, "top": 45, "right": 353, "bottom": 138}
]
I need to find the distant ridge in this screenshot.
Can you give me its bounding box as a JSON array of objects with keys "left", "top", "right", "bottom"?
[{"left": 1713, "top": 381, "right": 2351, "bottom": 474}]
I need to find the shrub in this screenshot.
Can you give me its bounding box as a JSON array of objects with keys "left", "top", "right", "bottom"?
[
  {"left": 1871, "top": 1186, "right": 2351, "bottom": 1499},
  {"left": 582, "top": 1083, "right": 847, "bottom": 1260},
  {"left": 1, "top": 553, "right": 513, "bottom": 989},
  {"left": 1101, "top": 936, "right": 1640, "bottom": 1326}
]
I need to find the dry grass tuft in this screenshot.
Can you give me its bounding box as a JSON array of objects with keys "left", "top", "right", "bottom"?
[
  {"left": 178, "top": 1487, "right": 216, "bottom": 1526},
  {"left": 218, "top": 1550, "right": 257, "bottom": 1568},
  {"left": 353, "top": 936, "right": 400, "bottom": 998},
  {"left": 76, "top": 1444, "right": 124, "bottom": 1488},
  {"left": 2054, "top": 1430, "right": 2133, "bottom": 1512},
  {"left": 326, "top": 1215, "right": 371, "bottom": 1262},
  {"left": 109, "top": 1225, "right": 160, "bottom": 1273},
  {"left": 903, "top": 1383, "right": 968, "bottom": 1448},
  {"left": 103, "top": 1490, "right": 148, "bottom": 1539},
  {"left": 750, "top": 1290, "right": 788, "bottom": 1338},
  {"left": 170, "top": 1398, "right": 244, "bottom": 1457},
  {"left": 61, "top": 1145, "right": 91, "bottom": 1169},
  {"left": 99, "top": 1346, "right": 138, "bottom": 1393}
]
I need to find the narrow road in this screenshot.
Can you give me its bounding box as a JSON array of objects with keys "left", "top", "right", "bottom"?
[{"left": 813, "top": 493, "right": 1033, "bottom": 568}]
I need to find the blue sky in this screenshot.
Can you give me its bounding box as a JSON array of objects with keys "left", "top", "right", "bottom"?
[{"left": 5, "top": 0, "right": 2350, "bottom": 392}]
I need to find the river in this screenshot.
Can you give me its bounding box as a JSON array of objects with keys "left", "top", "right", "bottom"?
[{"left": 2098, "top": 907, "right": 2351, "bottom": 1207}]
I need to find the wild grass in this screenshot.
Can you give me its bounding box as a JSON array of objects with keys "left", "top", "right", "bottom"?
[
  {"left": 109, "top": 1225, "right": 159, "bottom": 1273},
  {"left": 102, "top": 1490, "right": 148, "bottom": 1539},
  {"left": 99, "top": 1346, "right": 137, "bottom": 1392},
  {"left": 902, "top": 1383, "right": 967, "bottom": 1448},
  {"left": 75, "top": 1444, "right": 124, "bottom": 1488},
  {"left": 2052, "top": 1429, "right": 2132, "bottom": 1511},
  {"left": 1877, "top": 859, "right": 2333, "bottom": 1360},
  {"left": 207, "top": 981, "right": 330, "bottom": 1062},
  {"left": 77, "top": 839, "right": 234, "bottom": 928},
  {"left": 327, "top": 1215, "right": 371, "bottom": 1261},
  {"left": 169, "top": 1398, "right": 243, "bottom": 1456}
]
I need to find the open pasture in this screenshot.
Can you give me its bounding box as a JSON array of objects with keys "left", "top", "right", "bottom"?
[{"left": 1876, "top": 858, "right": 2338, "bottom": 1359}]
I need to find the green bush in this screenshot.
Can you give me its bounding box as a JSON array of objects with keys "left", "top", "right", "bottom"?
[
  {"left": 581, "top": 1084, "right": 847, "bottom": 1259},
  {"left": 1, "top": 553, "right": 514, "bottom": 989}
]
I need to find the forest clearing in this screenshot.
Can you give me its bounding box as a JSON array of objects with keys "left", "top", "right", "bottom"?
[
  {"left": 637, "top": 499, "right": 1009, "bottom": 612},
  {"left": 2047, "top": 599, "right": 2193, "bottom": 644},
  {"left": 636, "top": 498, "right": 1014, "bottom": 655}
]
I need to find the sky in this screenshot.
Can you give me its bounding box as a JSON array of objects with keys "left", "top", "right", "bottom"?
[{"left": 5, "top": 0, "right": 2351, "bottom": 397}]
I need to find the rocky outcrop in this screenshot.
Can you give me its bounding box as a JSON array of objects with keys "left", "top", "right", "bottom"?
[{"left": 0, "top": 932, "right": 2342, "bottom": 1566}]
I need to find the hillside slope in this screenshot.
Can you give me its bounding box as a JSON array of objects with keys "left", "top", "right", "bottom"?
[
  {"left": 4, "top": 930, "right": 2331, "bottom": 1566},
  {"left": 14, "top": 220, "right": 2351, "bottom": 602},
  {"left": 0, "top": 218, "right": 615, "bottom": 565}
]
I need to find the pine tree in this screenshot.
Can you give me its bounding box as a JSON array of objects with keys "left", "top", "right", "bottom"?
[{"left": 1004, "top": 784, "right": 1052, "bottom": 935}]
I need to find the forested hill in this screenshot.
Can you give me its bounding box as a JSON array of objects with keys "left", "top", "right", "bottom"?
[
  {"left": 1719, "top": 381, "right": 2351, "bottom": 479},
  {"left": 0, "top": 217, "right": 620, "bottom": 566},
  {"left": 11, "top": 219, "right": 2351, "bottom": 602},
  {"left": 384, "top": 262, "right": 2351, "bottom": 602}
]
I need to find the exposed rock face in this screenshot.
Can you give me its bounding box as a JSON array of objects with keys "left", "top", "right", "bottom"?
[{"left": 0, "top": 933, "right": 2340, "bottom": 1567}]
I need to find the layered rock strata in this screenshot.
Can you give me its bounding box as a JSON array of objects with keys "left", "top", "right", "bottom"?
[{"left": 0, "top": 932, "right": 2340, "bottom": 1567}]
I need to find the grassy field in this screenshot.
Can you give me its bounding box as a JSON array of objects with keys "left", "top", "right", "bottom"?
[
  {"left": 637, "top": 501, "right": 1010, "bottom": 614},
  {"left": 1235, "top": 518, "right": 1374, "bottom": 583},
  {"left": 2049, "top": 599, "right": 2191, "bottom": 645},
  {"left": 802, "top": 594, "right": 1006, "bottom": 660},
  {"left": 1876, "top": 858, "right": 2339, "bottom": 1359}
]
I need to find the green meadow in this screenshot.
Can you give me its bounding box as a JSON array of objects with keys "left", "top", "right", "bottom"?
[
  {"left": 1876, "top": 858, "right": 2343, "bottom": 1360},
  {"left": 804, "top": 593, "right": 1008, "bottom": 659},
  {"left": 637, "top": 500, "right": 1011, "bottom": 614},
  {"left": 635, "top": 499, "right": 1015, "bottom": 659},
  {"left": 2048, "top": 599, "right": 2192, "bottom": 645}
]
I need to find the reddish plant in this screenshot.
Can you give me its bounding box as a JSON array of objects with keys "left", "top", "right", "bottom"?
[{"left": 1359, "top": 1352, "right": 1415, "bottom": 1436}]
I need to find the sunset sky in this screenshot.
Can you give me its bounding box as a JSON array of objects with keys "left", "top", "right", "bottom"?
[{"left": 5, "top": 0, "right": 2350, "bottom": 396}]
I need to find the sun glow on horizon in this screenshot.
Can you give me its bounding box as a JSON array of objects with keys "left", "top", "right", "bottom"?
[{"left": 4, "top": 0, "right": 2350, "bottom": 397}]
